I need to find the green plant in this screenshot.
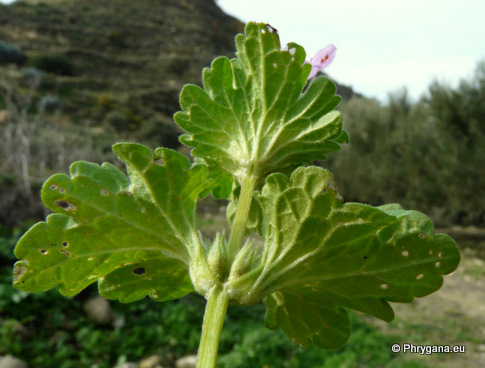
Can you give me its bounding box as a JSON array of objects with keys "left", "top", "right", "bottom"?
[
  {"left": 134, "top": 115, "right": 181, "bottom": 149},
  {"left": 39, "top": 95, "right": 61, "bottom": 113},
  {"left": 32, "top": 53, "right": 74, "bottom": 76},
  {"left": 0, "top": 41, "right": 27, "bottom": 65},
  {"left": 326, "top": 61, "right": 485, "bottom": 226},
  {"left": 104, "top": 110, "right": 130, "bottom": 131},
  {"left": 12, "top": 22, "right": 460, "bottom": 367},
  {"left": 97, "top": 94, "right": 112, "bottom": 108}
]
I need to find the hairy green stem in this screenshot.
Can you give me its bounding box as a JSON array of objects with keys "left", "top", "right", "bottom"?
[
  {"left": 196, "top": 284, "right": 229, "bottom": 368},
  {"left": 195, "top": 175, "right": 256, "bottom": 367},
  {"left": 226, "top": 174, "right": 257, "bottom": 266}
]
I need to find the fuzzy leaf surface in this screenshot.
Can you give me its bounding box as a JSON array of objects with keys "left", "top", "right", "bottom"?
[
  {"left": 175, "top": 22, "right": 347, "bottom": 182},
  {"left": 13, "top": 144, "right": 210, "bottom": 302},
  {"left": 249, "top": 167, "right": 460, "bottom": 349}
]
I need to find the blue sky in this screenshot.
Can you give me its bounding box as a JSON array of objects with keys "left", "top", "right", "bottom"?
[{"left": 2, "top": 0, "right": 484, "bottom": 102}]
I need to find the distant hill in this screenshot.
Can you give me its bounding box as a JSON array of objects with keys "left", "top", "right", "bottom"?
[
  {"left": 0, "top": 0, "right": 360, "bottom": 124},
  {"left": 0, "top": 0, "right": 245, "bottom": 125}
]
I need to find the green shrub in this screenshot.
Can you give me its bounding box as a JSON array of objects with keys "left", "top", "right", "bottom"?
[
  {"left": 134, "top": 115, "right": 181, "bottom": 149},
  {"left": 0, "top": 42, "right": 27, "bottom": 65},
  {"left": 97, "top": 94, "right": 112, "bottom": 108},
  {"left": 31, "top": 53, "right": 74, "bottom": 76},
  {"left": 108, "top": 31, "right": 127, "bottom": 48},
  {"left": 104, "top": 110, "right": 130, "bottom": 131},
  {"left": 21, "top": 67, "right": 46, "bottom": 81},
  {"left": 39, "top": 95, "right": 60, "bottom": 112},
  {"left": 325, "top": 61, "right": 485, "bottom": 226}
]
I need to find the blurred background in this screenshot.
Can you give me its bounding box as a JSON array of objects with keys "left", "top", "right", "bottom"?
[{"left": 0, "top": 0, "right": 484, "bottom": 367}]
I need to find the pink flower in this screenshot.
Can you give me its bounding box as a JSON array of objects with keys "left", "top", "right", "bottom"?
[{"left": 306, "top": 44, "right": 337, "bottom": 79}]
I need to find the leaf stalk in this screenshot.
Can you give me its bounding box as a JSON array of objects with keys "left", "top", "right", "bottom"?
[{"left": 226, "top": 174, "right": 257, "bottom": 267}]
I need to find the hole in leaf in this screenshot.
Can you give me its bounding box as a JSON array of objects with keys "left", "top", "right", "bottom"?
[
  {"left": 124, "top": 191, "right": 132, "bottom": 197},
  {"left": 435, "top": 261, "right": 441, "bottom": 268},
  {"left": 380, "top": 283, "right": 388, "bottom": 289},
  {"left": 50, "top": 184, "right": 58, "bottom": 190},
  {"left": 291, "top": 57, "right": 295, "bottom": 62},
  {"left": 55, "top": 200, "right": 76, "bottom": 211},
  {"left": 402, "top": 250, "right": 409, "bottom": 257},
  {"left": 62, "top": 241, "right": 68, "bottom": 247},
  {"left": 154, "top": 158, "right": 164, "bottom": 166},
  {"left": 265, "top": 24, "right": 277, "bottom": 34},
  {"left": 88, "top": 257, "right": 94, "bottom": 261},
  {"left": 416, "top": 273, "right": 424, "bottom": 280},
  {"left": 261, "top": 28, "right": 266, "bottom": 34},
  {"left": 133, "top": 267, "right": 146, "bottom": 275},
  {"left": 289, "top": 47, "right": 296, "bottom": 56},
  {"left": 40, "top": 249, "right": 47, "bottom": 254},
  {"left": 272, "top": 62, "right": 277, "bottom": 68},
  {"left": 364, "top": 256, "right": 368, "bottom": 259},
  {"left": 141, "top": 207, "right": 146, "bottom": 214},
  {"left": 438, "top": 252, "right": 443, "bottom": 258},
  {"left": 59, "top": 188, "right": 65, "bottom": 193},
  {"left": 100, "top": 189, "right": 109, "bottom": 196},
  {"left": 60, "top": 249, "right": 71, "bottom": 257},
  {"left": 418, "top": 232, "right": 425, "bottom": 238}
]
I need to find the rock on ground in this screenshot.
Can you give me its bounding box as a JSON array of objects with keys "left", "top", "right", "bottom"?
[
  {"left": 139, "top": 355, "right": 164, "bottom": 368},
  {"left": 115, "top": 364, "right": 138, "bottom": 368},
  {"left": 83, "top": 296, "right": 113, "bottom": 326},
  {"left": 175, "top": 355, "right": 197, "bottom": 368},
  {"left": 0, "top": 355, "right": 28, "bottom": 368}
]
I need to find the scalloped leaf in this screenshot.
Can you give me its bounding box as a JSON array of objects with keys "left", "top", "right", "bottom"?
[
  {"left": 195, "top": 157, "right": 234, "bottom": 200},
  {"left": 174, "top": 22, "right": 347, "bottom": 183},
  {"left": 99, "top": 257, "right": 193, "bottom": 303},
  {"left": 264, "top": 291, "right": 350, "bottom": 350},
  {"left": 246, "top": 166, "right": 460, "bottom": 349},
  {"left": 13, "top": 143, "right": 210, "bottom": 301}
]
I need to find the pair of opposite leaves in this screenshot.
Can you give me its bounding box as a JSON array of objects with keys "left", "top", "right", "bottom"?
[{"left": 12, "top": 22, "right": 460, "bottom": 350}]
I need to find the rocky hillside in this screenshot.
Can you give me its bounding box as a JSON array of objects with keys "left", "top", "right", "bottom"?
[
  {"left": 0, "top": 0, "right": 358, "bottom": 127},
  {"left": 0, "top": 0, "right": 244, "bottom": 126}
]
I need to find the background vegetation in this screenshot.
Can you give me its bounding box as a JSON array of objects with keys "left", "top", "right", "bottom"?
[{"left": 326, "top": 61, "right": 485, "bottom": 227}]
